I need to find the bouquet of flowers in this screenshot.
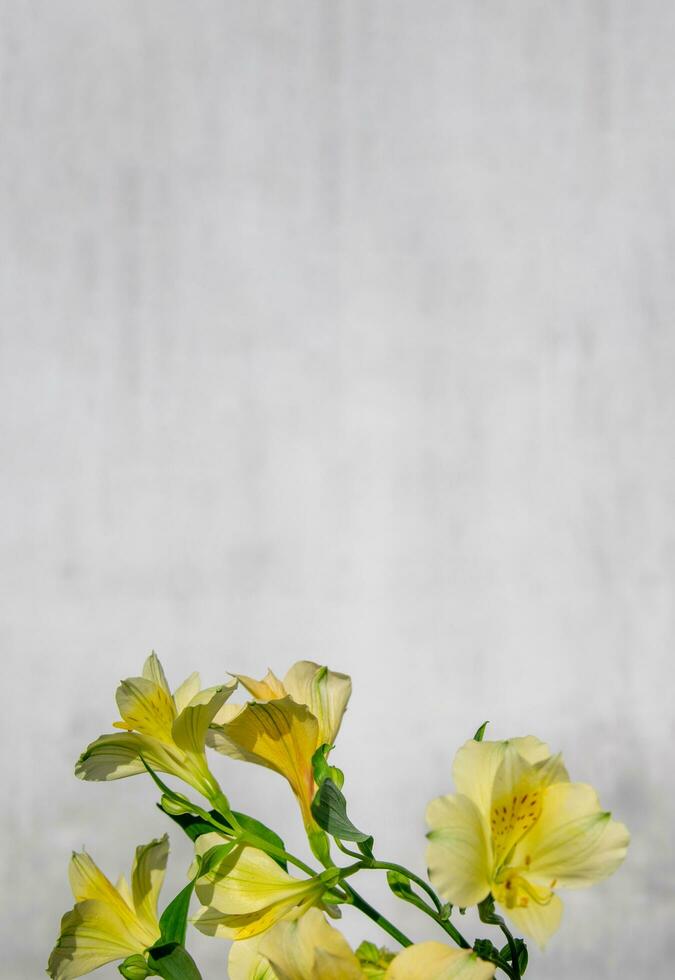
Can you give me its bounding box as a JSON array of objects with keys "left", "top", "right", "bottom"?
[{"left": 48, "top": 654, "right": 629, "bottom": 979}]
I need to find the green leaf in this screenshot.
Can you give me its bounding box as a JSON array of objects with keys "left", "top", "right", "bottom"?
[
  {"left": 473, "top": 721, "right": 489, "bottom": 742},
  {"left": 158, "top": 880, "right": 195, "bottom": 946},
  {"left": 357, "top": 835, "right": 374, "bottom": 859},
  {"left": 311, "top": 779, "right": 370, "bottom": 842},
  {"left": 229, "top": 811, "right": 288, "bottom": 870},
  {"left": 146, "top": 943, "right": 202, "bottom": 980},
  {"left": 312, "top": 743, "right": 345, "bottom": 789}
]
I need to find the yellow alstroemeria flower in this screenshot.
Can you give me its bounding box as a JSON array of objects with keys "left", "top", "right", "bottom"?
[
  {"left": 228, "top": 908, "right": 494, "bottom": 980},
  {"left": 75, "top": 652, "right": 235, "bottom": 806},
  {"left": 191, "top": 834, "right": 331, "bottom": 941},
  {"left": 208, "top": 661, "right": 351, "bottom": 831},
  {"left": 426, "top": 736, "right": 630, "bottom": 948},
  {"left": 47, "top": 835, "right": 168, "bottom": 979}
]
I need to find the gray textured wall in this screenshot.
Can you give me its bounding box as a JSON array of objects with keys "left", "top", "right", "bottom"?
[{"left": 1, "top": 3, "right": 672, "bottom": 977}]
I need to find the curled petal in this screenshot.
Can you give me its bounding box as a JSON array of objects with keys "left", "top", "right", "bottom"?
[
  {"left": 130, "top": 835, "right": 169, "bottom": 932},
  {"left": 235, "top": 670, "right": 287, "bottom": 701},
  {"left": 282, "top": 662, "right": 352, "bottom": 746},
  {"left": 75, "top": 732, "right": 184, "bottom": 782}
]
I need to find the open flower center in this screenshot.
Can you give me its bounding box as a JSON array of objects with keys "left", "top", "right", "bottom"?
[
  {"left": 493, "top": 868, "right": 555, "bottom": 910},
  {"left": 490, "top": 782, "right": 543, "bottom": 864}
]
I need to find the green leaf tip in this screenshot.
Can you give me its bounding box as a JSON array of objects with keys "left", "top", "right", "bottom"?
[{"left": 473, "top": 721, "right": 489, "bottom": 742}]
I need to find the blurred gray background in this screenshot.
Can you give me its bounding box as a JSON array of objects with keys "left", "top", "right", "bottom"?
[{"left": 1, "top": 2, "right": 673, "bottom": 977}]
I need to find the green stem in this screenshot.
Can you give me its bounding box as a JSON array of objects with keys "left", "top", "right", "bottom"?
[
  {"left": 496, "top": 919, "right": 522, "bottom": 980},
  {"left": 239, "top": 832, "right": 318, "bottom": 878},
  {"left": 342, "top": 883, "right": 413, "bottom": 948},
  {"left": 368, "top": 860, "right": 444, "bottom": 914}
]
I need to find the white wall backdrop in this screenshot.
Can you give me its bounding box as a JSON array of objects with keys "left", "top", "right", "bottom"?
[{"left": 1, "top": 2, "right": 673, "bottom": 977}]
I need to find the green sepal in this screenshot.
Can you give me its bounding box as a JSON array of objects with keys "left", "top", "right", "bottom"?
[
  {"left": 312, "top": 744, "right": 345, "bottom": 790},
  {"left": 500, "top": 939, "right": 529, "bottom": 974},
  {"left": 311, "top": 779, "right": 370, "bottom": 843},
  {"left": 146, "top": 943, "right": 202, "bottom": 980},
  {"left": 477, "top": 894, "right": 499, "bottom": 924},
  {"left": 356, "top": 939, "right": 395, "bottom": 978},
  {"left": 308, "top": 828, "right": 332, "bottom": 865},
  {"left": 142, "top": 760, "right": 231, "bottom": 835},
  {"left": 473, "top": 721, "right": 489, "bottom": 742},
  {"left": 118, "top": 954, "right": 155, "bottom": 979},
  {"left": 473, "top": 939, "right": 498, "bottom": 960},
  {"left": 386, "top": 869, "right": 415, "bottom": 901}
]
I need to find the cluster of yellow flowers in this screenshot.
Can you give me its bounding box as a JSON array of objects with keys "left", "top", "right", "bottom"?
[{"left": 48, "top": 654, "right": 629, "bottom": 980}]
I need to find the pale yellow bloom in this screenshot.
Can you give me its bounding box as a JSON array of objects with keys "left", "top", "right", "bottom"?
[
  {"left": 426, "top": 737, "right": 630, "bottom": 947},
  {"left": 192, "top": 834, "right": 330, "bottom": 941},
  {"left": 208, "top": 662, "right": 351, "bottom": 830},
  {"left": 386, "top": 943, "right": 495, "bottom": 979},
  {"left": 76, "top": 653, "right": 235, "bottom": 804},
  {"left": 47, "top": 836, "right": 168, "bottom": 979},
  {"left": 228, "top": 909, "right": 494, "bottom": 980}
]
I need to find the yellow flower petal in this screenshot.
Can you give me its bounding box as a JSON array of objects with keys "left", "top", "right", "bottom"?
[
  {"left": 173, "top": 671, "right": 202, "bottom": 714},
  {"left": 452, "top": 738, "right": 554, "bottom": 817},
  {"left": 235, "top": 669, "right": 287, "bottom": 701},
  {"left": 228, "top": 935, "right": 280, "bottom": 980},
  {"left": 282, "top": 662, "right": 352, "bottom": 746},
  {"left": 142, "top": 652, "right": 172, "bottom": 697},
  {"left": 426, "top": 794, "right": 491, "bottom": 907},
  {"left": 385, "top": 944, "right": 495, "bottom": 979},
  {"left": 130, "top": 835, "right": 169, "bottom": 933},
  {"left": 115, "top": 875, "right": 133, "bottom": 909},
  {"left": 515, "top": 782, "right": 630, "bottom": 889},
  {"left": 211, "top": 697, "right": 319, "bottom": 829},
  {"left": 193, "top": 843, "right": 325, "bottom": 941},
  {"left": 47, "top": 900, "right": 148, "bottom": 980},
  {"left": 260, "top": 908, "right": 363, "bottom": 980},
  {"left": 172, "top": 683, "right": 236, "bottom": 757},
  {"left": 75, "top": 731, "right": 185, "bottom": 782},
  {"left": 113, "top": 676, "right": 176, "bottom": 743},
  {"left": 500, "top": 892, "right": 563, "bottom": 949}
]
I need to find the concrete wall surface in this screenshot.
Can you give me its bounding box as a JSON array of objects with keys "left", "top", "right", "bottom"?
[{"left": 1, "top": 3, "right": 673, "bottom": 977}]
